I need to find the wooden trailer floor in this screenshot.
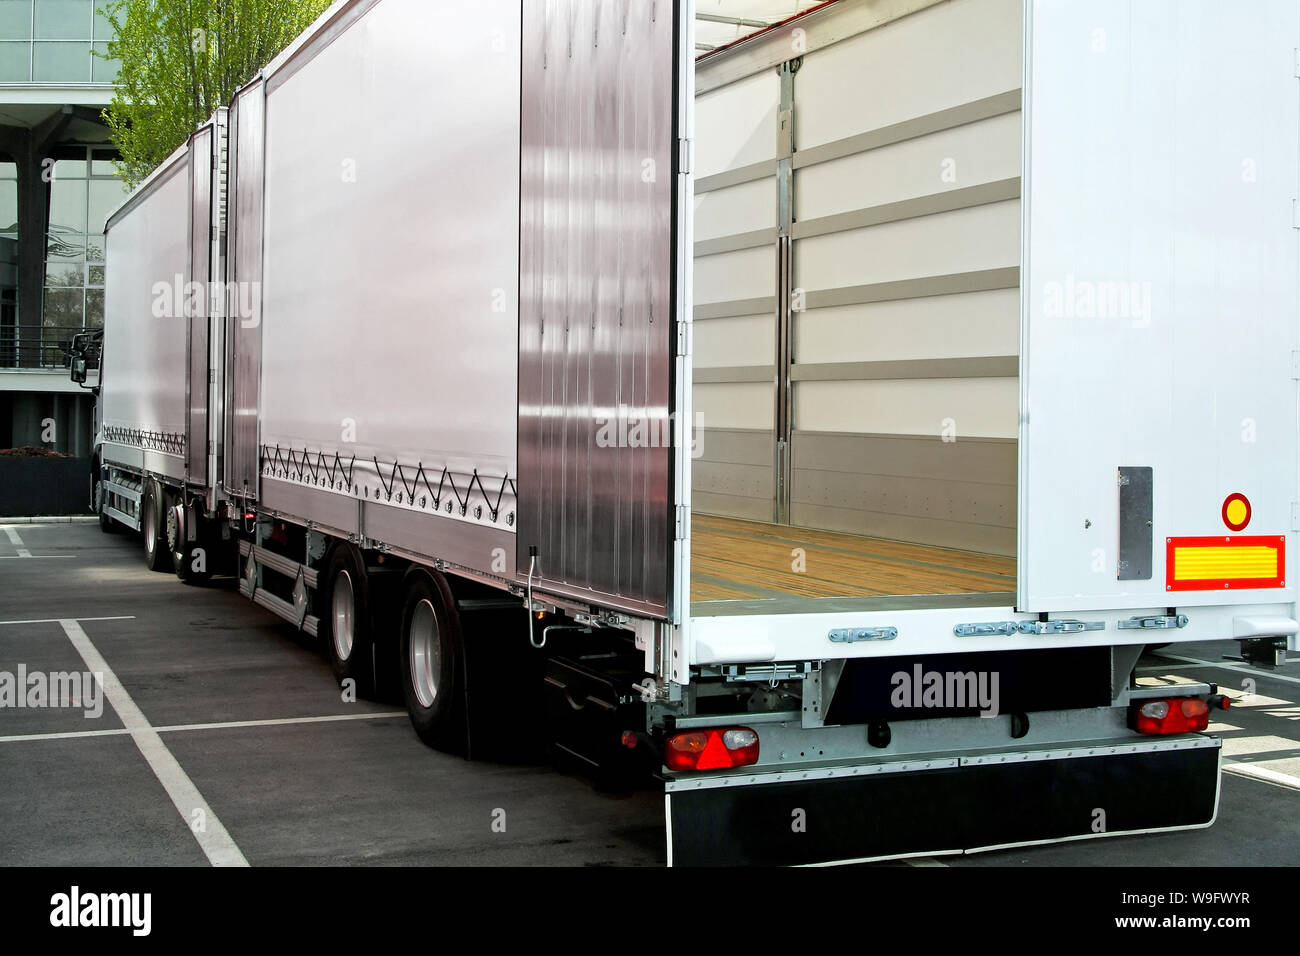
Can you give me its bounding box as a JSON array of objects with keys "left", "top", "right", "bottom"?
[{"left": 690, "top": 513, "right": 1016, "bottom": 607}]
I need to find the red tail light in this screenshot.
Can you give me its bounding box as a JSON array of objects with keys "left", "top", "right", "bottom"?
[
  {"left": 665, "top": 727, "right": 760, "bottom": 771},
  {"left": 1132, "top": 697, "right": 1210, "bottom": 735}
]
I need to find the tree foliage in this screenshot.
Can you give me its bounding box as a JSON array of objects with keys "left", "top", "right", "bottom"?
[{"left": 100, "top": 0, "right": 333, "bottom": 186}]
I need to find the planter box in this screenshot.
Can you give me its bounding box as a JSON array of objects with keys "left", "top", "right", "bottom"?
[{"left": 0, "top": 456, "right": 92, "bottom": 517}]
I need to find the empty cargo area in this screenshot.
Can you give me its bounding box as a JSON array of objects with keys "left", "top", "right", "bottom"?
[
  {"left": 688, "top": 0, "right": 1022, "bottom": 609},
  {"left": 690, "top": 513, "right": 1016, "bottom": 606}
]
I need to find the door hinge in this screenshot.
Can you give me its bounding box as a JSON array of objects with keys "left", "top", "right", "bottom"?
[
  {"left": 1117, "top": 614, "right": 1188, "bottom": 630},
  {"left": 1293, "top": 199, "right": 1300, "bottom": 229},
  {"left": 1291, "top": 502, "right": 1300, "bottom": 531},
  {"left": 674, "top": 504, "right": 688, "bottom": 541},
  {"left": 829, "top": 626, "right": 898, "bottom": 643},
  {"left": 1020, "top": 619, "right": 1106, "bottom": 635},
  {"left": 1291, "top": 351, "right": 1300, "bottom": 379},
  {"left": 676, "top": 320, "right": 692, "bottom": 358},
  {"left": 1294, "top": 48, "right": 1300, "bottom": 77},
  {"left": 677, "top": 137, "right": 693, "bottom": 176}
]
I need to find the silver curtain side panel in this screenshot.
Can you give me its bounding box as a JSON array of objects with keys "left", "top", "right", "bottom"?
[
  {"left": 224, "top": 80, "right": 265, "bottom": 502},
  {"left": 518, "top": 0, "right": 681, "bottom": 618},
  {"left": 253, "top": 0, "right": 522, "bottom": 577},
  {"left": 100, "top": 149, "right": 192, "bottom": 483},
  {"left": 186, "top": 125, "right": 213, "bottom": 486}
]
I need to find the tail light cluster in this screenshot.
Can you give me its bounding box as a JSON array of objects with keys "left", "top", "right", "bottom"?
[
  {"left": 1131, "top": 697, "right": 1213, "bottom": 735},
  {"left": 665, "top": 727, "right": 760, "bottom": 771}
]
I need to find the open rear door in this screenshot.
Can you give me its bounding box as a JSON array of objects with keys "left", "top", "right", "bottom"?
[
  {"left": 1019, "top": 0, "right": 1300, "bottom": 612},
  {"left": 518, "top": 0, "right": 688, "bottom": 619},
  {"left": 185, "top": 124, "right": 213, "bottom": 488},
  {"left": 223, "top": 79, "right": 265, "bottom": 504}
]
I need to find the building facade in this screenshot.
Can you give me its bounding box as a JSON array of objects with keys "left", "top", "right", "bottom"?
[{"left": 0, "top": 0, "right": 123, "bottom": 457}]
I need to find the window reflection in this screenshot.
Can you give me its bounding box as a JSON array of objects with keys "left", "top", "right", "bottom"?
[{"left": 43, "top": 145, "right": 123, "bottom": 331}]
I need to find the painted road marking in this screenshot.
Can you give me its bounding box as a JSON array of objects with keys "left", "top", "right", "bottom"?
[
  {"left": 3, "top": 527, "right": 32, "bottom": 558},
  {"left": 0, "top": 710, "right": 408, "bottom": 744},
  {"left": 0, "top": 615, "right": 135, "bottom": 627},
  {"left": 1223, "top": 759, "right": 1300, "bottom": 792},
  {"left": 56, "top": 619, "right": 249, "bottom": 867},
  {"left": 1160, "top": 652, "right": 1300, "bottom": 688}
]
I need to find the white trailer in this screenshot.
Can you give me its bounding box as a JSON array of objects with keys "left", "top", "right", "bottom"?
[
  {"left": 79, "top": 0, "right": 1300, "bottom": 866},
  {"left": 91, "top": 111, "right": 228, "bottom": 577}
]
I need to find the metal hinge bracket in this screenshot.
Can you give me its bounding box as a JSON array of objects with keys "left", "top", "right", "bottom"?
[
  {"left": 1020, "top": 619, "right": 1106, "bottom": 635},
  {"left": 1117, "top": 614, "right": 1189, "bottom": 630},
  {"left": 829, "top": 626, "right": 897, "bottom": 643},
  {"left": 953, "top": 621, "right": 1022, "bottom": 637}
]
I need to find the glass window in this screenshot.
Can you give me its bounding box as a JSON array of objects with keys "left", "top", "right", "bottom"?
[
  {"left": 52, "top": 156, "right": 86, "bottom": 180},
  {"left": 88, "top": 177, "right": 122, "bottom": 233},
  {"left": 43, "top": 147, "right": 122, "bottom": 330},
  {"left": 33, "top": 40, "right": 91, "bottom": 81},
  {"left": 92, "top": 7, "right": 113, "bottom": 40},
  {"left": 0, "top": 40, "right": 30, "bottom": 81},
  {"left": 0, "top": 1, "right": 33, "bottom": 39},
  {"left": 45, "top": 259, "right": 80, "bottom": 286},
  {"left": 84, "top": 288, "right": 102, "bottom": 327},
  {"left": 43, "top": 286, "right": 84, "bottom": 327},
  {"left": 0, "top": 163, "right": 15, "bottom": 240},
  {"left": 90, "top": 148, "right": 116, "bottom": 176},
  {"left": 34, "top": 0, "right": 92, "bottom": 40},
  {"left": 91, "top": 39, "right": 115, "bottom": 81},
  {"left": 48, "top": 175, "right": 87, "bottom": 232}
]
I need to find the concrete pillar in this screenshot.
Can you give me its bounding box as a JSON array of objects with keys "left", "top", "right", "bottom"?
[{"left": 13, "top": 147, "right": 48, "bottom": 329}]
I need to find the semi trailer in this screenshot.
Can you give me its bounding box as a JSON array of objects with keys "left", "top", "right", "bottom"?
[{"left": 70, "top": 0, "right": 1300, "bottom": 866}]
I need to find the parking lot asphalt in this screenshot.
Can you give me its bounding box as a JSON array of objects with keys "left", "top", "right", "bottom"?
[{"left": 2, "top": 521, "right": 1298, "bottom": 867}]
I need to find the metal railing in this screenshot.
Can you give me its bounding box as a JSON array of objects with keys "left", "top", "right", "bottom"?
[{"left": 0, "top": 324, "right": 88, "bottom": 371}]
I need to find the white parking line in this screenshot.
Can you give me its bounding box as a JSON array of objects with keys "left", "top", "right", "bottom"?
[
  {"left": 57, "top": 619, "right": 249, "bottom": 867},
  {"left": 1223, "top": 759, "right": 1300, "bottom": 791},
  {"left": 0, "top": 615, "right": 135, "bottom": 627},
  {"left": 0, "top": 710, "right": 408, "bottom": 744},
  {"left": 1159, "top": 652, "right": 1300, "bottom": 687},
  {"left": 4, "top": 527, "right": 32, "bottom": 558}
]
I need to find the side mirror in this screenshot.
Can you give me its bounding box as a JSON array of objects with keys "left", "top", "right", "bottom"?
[{"left": 71, "top": 352, "right": 87, "bottom": 384}]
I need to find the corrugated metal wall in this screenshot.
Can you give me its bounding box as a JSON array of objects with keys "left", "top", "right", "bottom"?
[{"left": 518, "top": 0, "right": 681, "bottom": 616}]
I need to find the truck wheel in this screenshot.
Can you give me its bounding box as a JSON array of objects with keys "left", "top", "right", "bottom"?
[
  {"left": 321, "top": 545, "right": 375, "bottom": 697},
  {"left": 170, "top": 501, "right": 212, "bottom": 585},
  {"left": 142, "top": 483, "right": 173, "bottom": 572},
  {"left": 94, "top": 477, "right": 115, "bottom": 533},
  {"left": 399, "top": 571, "right": 461, "bottom": 748}
]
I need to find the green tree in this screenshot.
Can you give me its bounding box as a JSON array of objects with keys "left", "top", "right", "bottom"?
[{"left": 100, "top": 0, "right": 333, "bottom": 186}]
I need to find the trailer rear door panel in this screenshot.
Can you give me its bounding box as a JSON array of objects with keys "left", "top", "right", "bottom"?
[
  {"left": 1019, "top": 0, "right": 1300, "bottom": 610},
  {"left": 186, "top": 125, "right": 213, "bottom": 486},
  {"left": 518, "top": 0, "right": 683, "bottom": 618}
]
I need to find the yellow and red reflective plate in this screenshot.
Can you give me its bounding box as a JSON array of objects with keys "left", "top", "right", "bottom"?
[{"left": 1165, "top": 535, "right": 1285, "bottom": 591}]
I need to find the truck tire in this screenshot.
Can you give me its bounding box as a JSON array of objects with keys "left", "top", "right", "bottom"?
[
  {"left": 399, "top": 570, "right": 461, "bottom": 748},
  {"left": 321, "top": 545, "right": 375, "bottom": 697},
  {"left": 142, "top": 482, "right": 173, "bottom": 573},
  {"left": 169, "top": 500, "right": 212, "bottom": 585}
]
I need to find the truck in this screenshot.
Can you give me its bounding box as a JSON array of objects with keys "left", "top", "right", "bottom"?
[{"left": 69, "top": 0, "right": 1300, "bottom": 866}]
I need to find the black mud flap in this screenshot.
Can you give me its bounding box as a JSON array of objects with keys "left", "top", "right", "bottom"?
[{"left": 667, "top": 742, "right": 1220, "bottom": 867}]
